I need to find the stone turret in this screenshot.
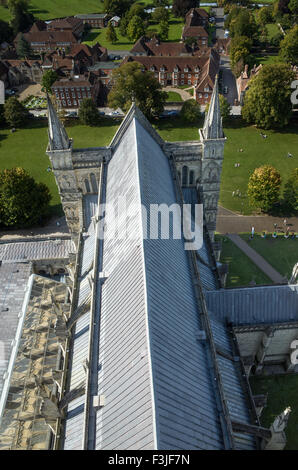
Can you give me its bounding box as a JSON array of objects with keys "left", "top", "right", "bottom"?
[{"left": 199, "top": 75, "right": 226, "bottom": 239}]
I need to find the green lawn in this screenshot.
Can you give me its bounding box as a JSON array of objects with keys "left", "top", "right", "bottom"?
[
  {"left": 215, "top": 234, "right": 272, "bottom": 287},
  {"left": 253, "top": 54, "right": 280, "bottom": 66},
  {"left": 250, "top": 375, "right": 298, "bottom": 450},
  {"left": 1, "top": 116, "right": 297, "bottom": 218},
  {"left": 0, "top": 119, "right": 118, "bottom": 216},
  {"left": 83, "top": 27, "right": 134, "bottom": 50},
  {"left": 240, "top": 233, "right": 297, "bottom": 280},
  {"left": 266, "top": 22, "right": 280, "bottom": 41},
  {"left": 221, "top": 120, "right": 298, "bottom": 215},
  {"left": 166, "top": 91, "right": 183, "bottom": 102},
  {"left": 0, "top": 0, "right": 104, "bottom": 22}
]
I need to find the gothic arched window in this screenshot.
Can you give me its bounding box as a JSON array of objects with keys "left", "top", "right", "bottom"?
[
  {"left": 90, "top": 173, "right": 98, "bottom": 193},
  {"left": 84, "top": 178, "right": 91, "bottom": 193},
  {"left": 182, "top": 166, "right": 188, "bottom": 186},
  {"left": 189, "top": 170, "right": 194, "bottom": 185}
]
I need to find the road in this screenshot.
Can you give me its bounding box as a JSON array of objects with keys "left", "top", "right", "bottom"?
[
  {"left": 220, "top": 56, "right": 238, "bottom": 106},
  {"left": 213, "top": 7, "right": 225, "bottom": 39}
]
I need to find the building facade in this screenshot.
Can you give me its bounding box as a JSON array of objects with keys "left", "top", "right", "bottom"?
[{"left": 51, "top": 72, "right": 101, "bottom": 108}]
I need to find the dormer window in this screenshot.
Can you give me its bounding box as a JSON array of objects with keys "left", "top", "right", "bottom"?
[
  {"left": 150, "top": 66, "right": 155, "bottom": 71},
  {"left": 204, "top": 86, "right": 209, "bottom": 92},
  {"left": 160, "top": 66, "right": 165, "bottom": 72},
  {"left": 174, "top": 66, "right": 178, "bottom": 72},
  {"left": 195, "top": 67, "right": 199, "bottom": 72},
  {"left": 184, "top": 67, "right": 189, "bottom": 72}
]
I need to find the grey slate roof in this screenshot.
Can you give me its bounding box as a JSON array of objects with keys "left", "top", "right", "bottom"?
[
  {"left": 205, "top": 285, "right": 298, "bottom": 326},
  {"left": 0, "top": 262, "right": 32, "bottom": 401},
  {"left": 0, "top": 239, "right": 74, "bottom": 262}
]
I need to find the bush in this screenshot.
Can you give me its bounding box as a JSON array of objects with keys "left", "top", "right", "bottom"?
[
  {"left": 180, "top": 99, "right": 201, "bottom": 123},
  {"left": 247, "top": 165, "right": 282, "bottom": 213}
]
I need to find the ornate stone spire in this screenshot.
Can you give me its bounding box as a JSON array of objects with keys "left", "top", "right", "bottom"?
[
  {"left": 202, "top": 75, "right": 224, "bottom": 140},
  {"left": 47, "top": 94, "right": 70, "bottom": 150}
]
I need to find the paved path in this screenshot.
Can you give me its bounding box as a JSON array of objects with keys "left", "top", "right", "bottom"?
[
  {"left": 227, "top": 234, "right": 287, "bottom": 284},
  {"left": 213, "top": 7, "right": 225, "bottom": 39},
  {"left": 164, "top": 86, "right": 192, "bottom": 101},
  {"left": 217, "top": 207, "right": 298, "bottom": 234},
  {"left": 220, "top": 56, "right": 238, "bottom": 106}
]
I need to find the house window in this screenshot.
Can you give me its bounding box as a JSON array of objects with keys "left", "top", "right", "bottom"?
[
  {"left": 181, "top": 80, "right": 184, "bottom": 85},
  {"left": 188, "top": 74, "right": 191, "bottom": 78},
  {"left": 150, "top": 66, "right": 155, "bottom": 71},
  {"left": 184, "top": 68, "right": 188, "bottom": 72},
  {"left": 181, "top": 74, "right": 184, "bottom": 78},
  {"left": 195, "top": 74, "right": 199, "bottom": 78},
  {"left": 62, "top": 100, "right": 66, "bottom": 106},
  {"left": 189, "top": 170, "right": 194, "bottom": 185},
  {"left": 205, "top": 93, "right": 209, "bottom": 98},
  {"left": 204, "top": 86, "right": 209, "bottom": 92},
  {"left": 161, "top": 80, "right": 164, "bottom": 85},
  {"left": 174, "top": 67, "right": 178, "bottom": 72},
  {"left": 73, "top": 100, "right": 77, "bottom": 106},
  {"left": 188, "top": 80, "right": 191, "bottom": 85},
  {"left": 199, "top": 93, "right": 202, "bottom": 98}
]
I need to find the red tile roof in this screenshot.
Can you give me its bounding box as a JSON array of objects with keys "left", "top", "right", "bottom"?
[
  {"left": 130, "top": 36, "right": 190, "bottom": 56},
  {"left": 182, "top": 26, "right": 208, "bottom": 38}
]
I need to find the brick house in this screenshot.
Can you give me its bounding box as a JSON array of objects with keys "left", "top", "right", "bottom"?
[
  {"left": 51, "top": 72, "right": 101, "bottom": 108},
  {"left": 75, "top": 14, "right": 108, "bottom": 28},
  {"left": 88, "top": 61, "right": 120, "bottom": 89},
  {"left": 47, "top": 17, "right": 84, "bottom": 39},
  {"left": 69, "top": 43, "right": 108, "bottom": 69},
  {"left": 182, "top": 8, "right": 209, "bottom": 47},
  {"left": 194, "top": 49, "right": 219, "bottom": 105},
  {"left": 15, "top": 30, "right": 78, "bottom": 53},
  {"left": 3, "top": 59, "right": 43, "bottom": 85},
  {"left": 130, "top": 36, "right": 191, "bottom": 56},
  {"left": 123, "top": 49, "right": 219, "bottom": 92}
]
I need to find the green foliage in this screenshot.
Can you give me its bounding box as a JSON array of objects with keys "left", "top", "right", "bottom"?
[
  {"left": 8, "top": 0, "right": 34, "bottom": 34},
  {"left": 119, "top": 13, "right": 129, "bottom": 37},
  {"left": 256, "top": 6, "right": 273, "bottom": 26},
  {"left": 78, "top": 98, "right": 99, "bottom": 126},
  {"left": 0, "top": 167, "right": 51, "bottom": 228},
  {"left": 289, "top": 0, "right": 298, "bottom": 14},
  {"left": 41, "top": 69, "right": 58, "bottom": 94},
  {"left": 283, "top": 168, "right": 298, "bottom": 213},
  {"left": 0, "top": 19, "right": 13, "bottom": 43},
  {"left": 16, "top": 33, "right": 32, "bottom": 58},
  {"left": 108, "top": 61, "right": 167, "bottom": 119},
  {"left": 106, "top": 22, "right": 118, "bottom": 43},
  {"left": 127, "top": 15, "right": 146, "bottom": 42},
  {"left": 4, "top": 97, "right": 28, "bottom": 127},
  {"left": 242, "top": 63, "right": 295, "bottom": 129},
  {"left": 230, "top": 36, "right": 253, "bottom": 71},
  {"left": 172, "top": 0, "right": 198, "bottom": 18},
  {"left": 279, "top": 25, "right": 298, "bottom": 65},
  {"left": 103, "top": 0, "right": 130, "bottom": 17},
  {"left": 152, "top": 6, "right": 169, "bottom": 23},
  {"left": 180, "top": 99, "right": 201, "bottom": 123},
  {"left": 247, "top": 165, "right": 282, "bottom": 212},
  {"left": 159, "top": 19, "right": 169, "bottom": 40},
  {"left": 128, "top": 3, "right": 147, "bottom": 20},
  {"left": 229, "top": 8, "right": 259, "bottom": 40}
]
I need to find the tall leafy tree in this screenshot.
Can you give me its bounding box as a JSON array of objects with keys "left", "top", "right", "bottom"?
[
  {"left": 41, "top": 69, "right": 58, "bottom": 94},
  {"left": 4, "top": 97, "right": 29, "bottom": 127},
  {"left": 229, "top": 8, "right": 259, "bottom": 40},
  {"left": 0, "top": 19, "right": 13, "bottom": 43},
  {"left": 108, "top": 61, "right": 167, "bottom": 119},
  {"left": 0, "top": 168, "right": 51, "bottom": 228},
  {"left": 106, "top": 22, "right": 118, "bottom": 43},
  {"left": 8, "top": 0, "right": 34, "bottom": 34},
  {"left": 127, "top": 15, "right": 146, "bottom": 42},
  {"left": 103, "top": 0, "right": 131, "bottom": 17},
  {"left": 256, "top": 6, "right": 273, "bottom": 26},
  {"left": 159, "top": 19, "right": 169, "bottom": 40},
  {"left": 180, "top": 99, "right": 201, "bottom": 122},
  {"left": 172, "top": 0, "right": 199, "bottom": 18},
  {"left": 16, "top": 32, "right": 32, "bottom": 58},
  {"left": 242, "top": 63, "right": 295, "bottom": 129},
  {"left": 279, "top": 25, "right": 298, "bottom": 65},
  {"left": 283, "top": 168, "right": 298, "bottom": 213},
  {"left": 78, "top": 98, "right": 99, "bottom": 126},
  {"left": 152, "top": 6, "right": 169, "bottom": 23},
  {"left": 230, "top": 36, "right": 252, "bottom": 73},
  {"left": 247, "top": 165, "right": 282, "bottom": 213}
]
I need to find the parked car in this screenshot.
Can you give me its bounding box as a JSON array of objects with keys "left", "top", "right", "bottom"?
[
  {"left": 223, "top": 86, "right": 228, "bottom": 94},
  {"left": 98, "top": 111, "right": 105, "bottom": 116},
  {"left": 5, "top": 89, "right": 15, "bottom": 96},
  {"left": 66, "top": 111, "right": 78, "bottom": 118}
]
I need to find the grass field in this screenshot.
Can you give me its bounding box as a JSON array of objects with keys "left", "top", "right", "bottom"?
[
  {"left": 253, "top": 54, "right": 280, "bottom": 66},
  {"left": 240, "top": 233, "right": 297, "bottom": 279},
  {"left": 166, "top": 91, "right": 183, "bottom": 102},
  {"left": 0, "top": 116, "right": 297, "bottom": 217},
  {"left": 221, "top": 120, "right": 298, "bottom": 215},
  {"left": 250, "top": 374, "right": 298, "bottom": 450},
  {"left": 215, "top": 234, "right": 272, "bottom": 287},
  {"left": 0, "top": 0, "right": 104, "bottom": 22}
]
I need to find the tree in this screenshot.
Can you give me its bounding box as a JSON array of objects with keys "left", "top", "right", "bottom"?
[
  {"left": 159, "top": 19, "right": 169, "bottom": 40},
  {"left": 242, "top": 63, "right": 295, "bottom": 129},
  {"left": 172, "top": 0, "right": 198, "bottom": 18},
  {"left": 256, "top": 6, "right": 273, "bottom": 26},
  {"left": 229, "top": 9, "right": 259, "bottom": 40},
  {"left": 283, "top": 168, "right": 298, "bottom": 213},
  {"left": 103, "top": 0, "right": 131, "bottom": 17},
  {"left": 108, "top": 61, "right": 167, "bottom": 119},
  {"left": 0, "top": 168, "right": 51, "bottom": 228},
  {"left": 119, "top": 13, "right": 129, "bottom": 37},
  {"left": 247, "top": 165, "right": 282, "bottom": 213},
  {"left": 289, "top": 0, "right": 298, "bottom": 14},
  {"left": 152, "top": 6, "right": 169, "bottom": 23},
  {"left": 128, "top": 3, "right": 147, "bottom": 20},
  {"left": 4, "top": 97, "right": 29, "bottom": 127},
  {"left": 106, "top": 22, "right": 118, "bottom": 43},
  {"left": 230, "top": 36, "right": 252, "bottom": 71},
  {"left": 41, "top": 69, "right": 58, "bottom": 94},
  {"left": 127, "top": 15, "right": 146, "bottom": 42},
  {"left": 8, "top": 0, "right": 34, "bottom": 35},
  {"left": 279, "top": 25, "right": 298, "bottom": 66},
  {"left": 205, "top": 94, "right": 231, "bottom": 120},
  {"left": 78, "top": 98, "right": 99, "bottom": 126},
  {"left": 0, "top": 19, "right": 13, "bottom": 44},
  {"left": 180, "top": 99, "right": 201, "bottom": 122},
  {"left": 16, "top": 33, "right": 32, "bottom": 58}
]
